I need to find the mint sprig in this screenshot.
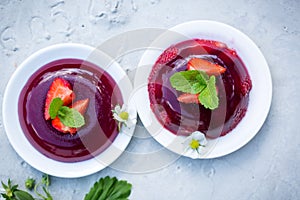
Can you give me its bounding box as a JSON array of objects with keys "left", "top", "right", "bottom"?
[
  {"left": 49, "top": 98, "right": 85, "bottom": 128},
  {"left": 170, "top": 70, "right": 219, "bottom": 110},
  {"left": 58, "top": 106, "right": 85, "bottom": 128}
]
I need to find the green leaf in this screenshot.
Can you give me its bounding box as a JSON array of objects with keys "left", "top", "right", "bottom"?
[
  {"left": 49, "top": 98, "right": 63, "bottom": 119},
  {"left": 1, "top": 194, "right": 9, "bottom": 199},
  {"left": 199, "top": 76, "right": 219, "bottom": 110},
  {"left": 196, "top": 71, "right": 209, "bottom": 83},
  {"left": 191, "top": 83, "right": 206, "bottom": 94},
  {"left": 1, "top": 180, "right": 8, "bottom": 190},
  {"left": 14, "top": 190, "right": 35, "bottom": 200},
  {"left": 170, "top": 70, "right": 204, "bottom": 93},
  {"left": 58, "top": 106, "right": 85, "bottom": 128},
  {"left": 84, "top": 176, "right": 132, "bottom": 200}
]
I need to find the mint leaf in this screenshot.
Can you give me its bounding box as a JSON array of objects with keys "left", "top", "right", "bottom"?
[
  {"left": 198, "top": 76, "right": 219, "bottom": 110},
  {"left": 49, "top": 98, "right": 63, "bottom": 119},
  {"left": 196, "top": 71, "right": 209, "bottom": 83},
  {"left": 191, "top": 83, "right": 206, "bottom": 94},
  {"left": 84, "top": 176, "right": 132, "bottom": 200},
  {"left": 58, "top": 106, "right": 85, "bottom": 128},
  {"left": 170, "top": 70, "right": 219, "bottom": 110},
  {"left": 170, "top": 70, "right": 205, "bottom": 93}
]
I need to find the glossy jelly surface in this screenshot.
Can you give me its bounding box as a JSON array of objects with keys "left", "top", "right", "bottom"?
[
  {"left": 18, "top": 59, "right": 123, "bottom": 162},
  {"left": 148, "top": 39, "right": 252, "bottom": 138}
]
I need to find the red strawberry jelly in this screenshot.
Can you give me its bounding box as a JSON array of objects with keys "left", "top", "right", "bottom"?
[
  {"left": 18, "top": 59, "right": 123, "bottom": 162},
  {"left": 148, "top": 39, "right": 252, "bottom": 138}
]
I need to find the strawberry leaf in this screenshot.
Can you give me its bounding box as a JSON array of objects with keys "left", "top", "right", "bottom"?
[
  {"left": 49, "top": 98, "right": 63, "bottom": 119},
  {"left": 14, "top": 190, "right": 35, "bottom": 200},
  {"left": 84, "top": 176, "right": 132, "bottom": 200}
]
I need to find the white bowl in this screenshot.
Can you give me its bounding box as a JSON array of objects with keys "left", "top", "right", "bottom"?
[
  {"left": 2, "top": 43, "right": 137, "bottom": 177},
  {"left": 135, "top": 20, "right": 272, "bottom": 159}
]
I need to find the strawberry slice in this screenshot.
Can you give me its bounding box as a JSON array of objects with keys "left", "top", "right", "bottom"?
[
  {"left": 187, "top": 58, "right": 226, "bottom": 75},
  {"left": 52, "top": 117, "right": 77, "bottom": 135},
  {"left": 177, "top": 93, "right": 200, "bottom": 104},
  {"left": 44, "top": 78, "right": 75, "bottom": 120},
  {"left": 71, "top": 98, "right": 89, "bottom": 115},
  {"left": 51, "top": 98, "right": 89, "bottom": 135}
]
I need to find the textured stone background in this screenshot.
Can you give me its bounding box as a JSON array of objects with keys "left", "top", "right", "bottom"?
[{"left": 0, "top": 0, "right": 299, "bottom": 199}]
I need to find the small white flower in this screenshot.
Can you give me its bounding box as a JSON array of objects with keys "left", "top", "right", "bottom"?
[
  {"left": 183, "top": 131, "right": 208, "bottom": 155},
  {"left": 112, "top": 104, "right": 135, "bottom": 130}
]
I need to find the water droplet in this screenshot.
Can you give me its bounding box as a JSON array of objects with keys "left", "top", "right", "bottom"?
[
  {"left": 50, "top": 0, "right": 64, "bottom": 9},
  {"left": 21, "top": 161, "right": 27, "bottom": 167},
  {"left": 283, "top": 26, "right": 288, "bottom": 32},
  {"left": 204, "top": 166, "right": 215, "bottom": 178},
  {"left": 175, "top": 165, "right": 182, "bottom": 173},
  {"left": 131, "top": 0, "right": 138, "bottom": 11},
  {"left": 30, "top": 17, "right": 51, "bottom": 42},
  {"left": 88, "top": 0, "right": 107, "bottom": 23},
  {"left": 110, "top": 0, "right": 119, "bottom": 13},
  {"left": 0, "top": 26, "right": 18, "bottom": 51}
]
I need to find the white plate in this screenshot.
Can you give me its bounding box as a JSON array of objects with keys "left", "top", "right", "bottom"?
[
  {"left": 135, "top": 20, "right": 272, "bottom": 159},
  {"left": 2, "top": 43, "right": 137, "bottom": 178}
]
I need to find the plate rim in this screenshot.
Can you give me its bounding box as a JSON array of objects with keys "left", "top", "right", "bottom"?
[
  {"left": 2, "top": 43, "right": 137, "bottom": 178},
  {"left": 135, "top": 20, "right": 272, "bottom": 159}
]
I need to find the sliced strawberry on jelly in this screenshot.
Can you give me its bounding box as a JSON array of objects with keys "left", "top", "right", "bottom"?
[
  {"left": 51, "top": 98, "right": 89, "bottom": 135},
  {"left": 52, "top": 117, "right": 77, "bottom": 135},
  {"left": 157, "top": 46, "right": 178, "bottom": 64},
  {"left": 71, "top": 98, "right": 89, "bottom": 115},
  {"left": 177, "top": 93, "right": 200, "bottom": 104},
  {"left": 44, "top": 78, "right": 75, "bottom": 120},
  {"left": 187, "top": 57, "right": 226, "bottom": 75}
]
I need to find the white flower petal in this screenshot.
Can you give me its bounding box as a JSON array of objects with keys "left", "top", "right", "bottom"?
[
  {"left": 183, "top": 131, "right": 208, "bottom": 156},
  {"left": 190, "top": 131, "right": 207, "bottom": 146},
  {"left": 191, "top": 131, "right": 204, "bottom": 139},
  {"left": 120, "top": 104, "right": 126, "bottom": 112},
  {"left": 183, "top": 136, "right": 193, "bottom": 147},
  {"left": 114, "top": 105, "right": 122, "bottom": 113}
]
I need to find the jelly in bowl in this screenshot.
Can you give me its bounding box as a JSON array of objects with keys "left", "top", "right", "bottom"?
[
  {"left": 136, "top": 20, "right": 272, "bottom": 158},
  {"left": 19, "top": 58, "right": 123, "bottom": 162},
  {"left": 148, "top": 39, "right": 252, "bottom": 139},
  {"left": 3, "top": 43, "right": 136, "bottom": 177}
]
